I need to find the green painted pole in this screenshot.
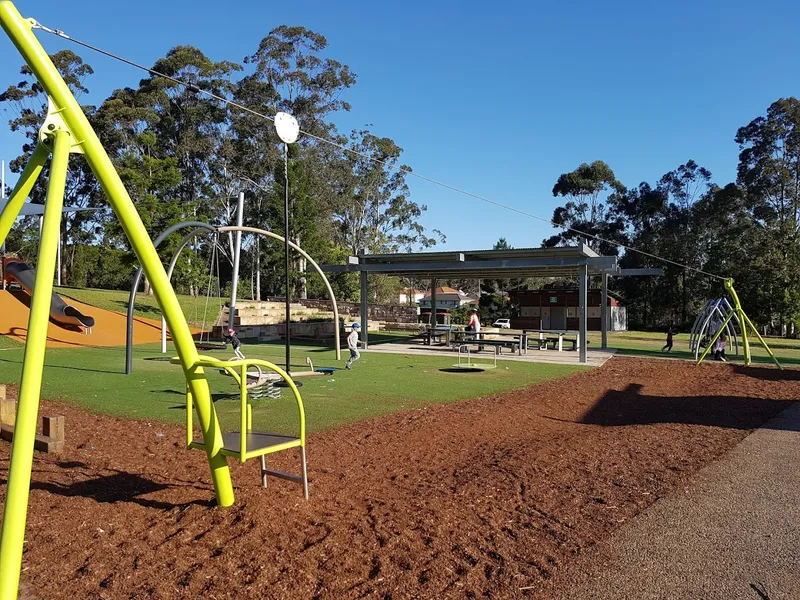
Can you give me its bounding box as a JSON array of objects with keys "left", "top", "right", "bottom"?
[
  {"left": 0, "top": 0, "right": 233, "bottom": 507},
  {"left": 0, "top": 142, "right": 49, "bottom": 246},
  {"left": 0, "top": 130, "right": 67, "bottom": 600}
]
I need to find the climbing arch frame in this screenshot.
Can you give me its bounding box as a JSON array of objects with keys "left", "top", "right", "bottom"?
[
  {"left": 0, "top": 4, "right": 233, "bottom": 597},
  {"left": 696, "top": 278, "right": 781, "bottom": 368},
  {"left": 124, "top": 224, "right": 342, "bottom": 372}
]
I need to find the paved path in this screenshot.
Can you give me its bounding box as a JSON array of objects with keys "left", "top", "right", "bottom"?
[
  {"left": 365, "top": 341, "right": 615, "bottom": 367},
  {"left": 550, "top": 401, "right": 800, "bottom": 600}
]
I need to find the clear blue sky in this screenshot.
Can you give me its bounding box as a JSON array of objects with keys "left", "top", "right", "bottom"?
[{"left": 1, "top": 0, "right": 799, "bottom": 251}]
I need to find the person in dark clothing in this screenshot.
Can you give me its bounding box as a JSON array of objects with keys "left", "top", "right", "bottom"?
[
  {"left": 224, "top": 327, "right": 245, "bottom": 360},
  {"left": 661, "top": 327, "right": 674, "bottom": 353}
]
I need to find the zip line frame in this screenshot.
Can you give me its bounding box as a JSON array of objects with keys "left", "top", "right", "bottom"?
[{"left": 0, "top": 4, "right": 235, "bottom": 598}]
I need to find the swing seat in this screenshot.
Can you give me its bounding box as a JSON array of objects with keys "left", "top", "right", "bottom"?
[
  {"left": 172, "top": 355, "right": 308, "bottom": 498},
  {"left": 196, "top": 342, "right": 228, "bottom": 351}
]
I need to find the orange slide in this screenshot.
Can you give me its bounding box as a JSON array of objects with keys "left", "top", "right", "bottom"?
[{"left": 0, "top": 259, "right": 169, "bottom": 348}]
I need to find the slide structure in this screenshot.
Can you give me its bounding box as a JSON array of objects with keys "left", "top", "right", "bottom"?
[{"left": 3, "top": 259, "right": 95, "bottom": 329}]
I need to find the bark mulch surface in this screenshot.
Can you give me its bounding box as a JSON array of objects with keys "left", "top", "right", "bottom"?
[{"left": 1, "top": 357, "right": 797, "bottom": 599}]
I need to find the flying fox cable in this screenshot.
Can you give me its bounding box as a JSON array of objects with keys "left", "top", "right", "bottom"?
[{"left": 29, "top": 18, "right": 726, "bottom": 281}]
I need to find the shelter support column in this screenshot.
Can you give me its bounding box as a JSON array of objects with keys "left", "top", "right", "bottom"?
[
  {"left": 430, "top": 278, "right": 438, "bottom": 344},
  {"left": 360, "top": 270, "right": 368, "bottom": 349},
  {"left": 601, "top": 273, "right": 608, "bottom": 350},
  {"left": 579, "top": 264, "right": 588, "bottom": 364}
]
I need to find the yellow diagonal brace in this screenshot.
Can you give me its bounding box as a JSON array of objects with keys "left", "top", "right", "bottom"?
[
  {"left": 0, "top": 142, "right": 49, "bottom": 246},
  {"left": 0, "top": 130, "right": 67, "bottom": 600}
]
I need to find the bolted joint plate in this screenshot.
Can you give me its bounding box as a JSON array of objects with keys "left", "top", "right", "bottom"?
[{"left": 38, "top": 95, "right": 84, "bottom": 153}]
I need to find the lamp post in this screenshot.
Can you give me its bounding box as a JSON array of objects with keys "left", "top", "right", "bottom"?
[{"left": 274, "top": 112, "right": 300, "bottom": 374}]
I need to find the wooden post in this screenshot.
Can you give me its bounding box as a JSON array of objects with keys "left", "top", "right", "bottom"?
[
  {"left": 0, "top": 385, "right": 14, "bottom": 426},
  {"left": 42, "top": 416, "right": 64, "bottom": 442}
]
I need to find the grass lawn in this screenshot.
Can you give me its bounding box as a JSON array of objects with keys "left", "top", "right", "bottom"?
[
  {"left": 54, "top": 286, "right": 219, "bottom": 328},
  {"left": 585, "top": 330, "right": 800, "bottom": 367},
  {"left": 0, "top": 340, "right": 586, "bottom": 436}
]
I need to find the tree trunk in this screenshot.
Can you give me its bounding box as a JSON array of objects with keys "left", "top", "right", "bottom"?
[{"left": 255, "top": 237, "right": 261, "bottom": 301}]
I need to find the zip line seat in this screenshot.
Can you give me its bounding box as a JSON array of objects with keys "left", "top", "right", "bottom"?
[{"left": 171, "top": 355, "right": 308, "bottom": 499}]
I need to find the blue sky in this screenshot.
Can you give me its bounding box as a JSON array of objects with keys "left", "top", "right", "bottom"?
[{"left": 1, "top": 0, "right": 799, "bottom": 251}]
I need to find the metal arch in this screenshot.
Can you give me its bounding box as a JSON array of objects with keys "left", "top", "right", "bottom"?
[
  {"left": 160, "top": 227, "right": 229, "bottom": 353},
  {"left": 125, "top": 221, "right": 216, "bottom": 374},
  {"left": 690, "top": 298, "right": 741, "bottom": 360},
  {"left": 127, "top": 223, "right": 343, "bottom": 373},
  {"left": 217, "top": 226, "right": 341, "bottom": 361}
]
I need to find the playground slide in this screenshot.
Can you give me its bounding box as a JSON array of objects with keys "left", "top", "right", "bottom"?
[{"left": 4, "top": 260, "right": 96, "bottom": 329}]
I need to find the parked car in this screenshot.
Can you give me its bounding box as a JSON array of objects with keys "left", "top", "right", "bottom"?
[{"left": 492, "top": 318, "right": 511, "bottom": 329}]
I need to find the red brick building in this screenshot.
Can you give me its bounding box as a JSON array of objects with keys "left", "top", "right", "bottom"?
[{"left": 509, "top": 288, "right": 627, "bottom": 331}]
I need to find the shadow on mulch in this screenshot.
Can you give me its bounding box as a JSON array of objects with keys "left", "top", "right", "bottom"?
[
  {"left": 733, "top": 364, "right": 800, "bottom": 382},
  {"left": 28, "top": 471, "right": 215, "bottom": 510},
  {"left": 581, "top": 383, "right": 794, "bottom": 431}
]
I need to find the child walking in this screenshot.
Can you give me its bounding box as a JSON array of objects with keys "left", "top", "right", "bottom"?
[
  {"left": 661, "top": 327, "right": 674, "bottom": 353},
  {"left": 224, "top": 327, "right": 245, "bottom": 360},
  {"left": 345, "top": 322, "right": 362, "bottom": 370}
]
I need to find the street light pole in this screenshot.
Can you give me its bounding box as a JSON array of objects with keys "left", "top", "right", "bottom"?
[{"left": 274, "top": 112, "right": 300, "bottom": 374}]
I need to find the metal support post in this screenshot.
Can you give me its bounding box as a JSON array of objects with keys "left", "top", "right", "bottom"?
[
  {"left": 579, "top": 264, "right": 588, "bottom": 364},
  {"left": 601, "top": 272, "right": 608, "bottom": 350},
  {"left": 430, "top": 278, "right": 438, "bottom": 343},
  {"left": 0, "top": 130, "right": 67, "bottom": 599},
  {"left": 229, "top": 191, "right": 244, "bottom": 329},
  {"left": 360, "top": 270, "right": 368, "bottom": 349}
]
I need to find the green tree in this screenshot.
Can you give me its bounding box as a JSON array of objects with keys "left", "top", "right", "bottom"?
[{"left": 545, "top": 160, "right": 626, "bottom": 253}]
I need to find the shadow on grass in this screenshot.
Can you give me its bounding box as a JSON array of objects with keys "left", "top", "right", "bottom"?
[
  {"left": 0, "top": 355, "right": 119, "bottom": 375},
  {"left": 154, "top": 389, "right": 237, "bottom": 405},
  {"left": 581, "top": 383, "right": 794, "bottom": 431},
  {"left": 611, "top": 346, "right": 800, "bottom": 367},
  {"left": 28, "top": 470, "right": 215, "bottom": 510}
]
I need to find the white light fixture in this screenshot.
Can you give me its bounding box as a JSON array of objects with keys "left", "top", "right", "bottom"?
[{"left": 274, "top": 112, "right": 299, "bottom": 144}]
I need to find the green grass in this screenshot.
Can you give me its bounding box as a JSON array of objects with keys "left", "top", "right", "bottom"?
[
  {"left": 0, "top": 340, "right": 586, "bottom": 436},
  {"left": 585, "top": 330, "right": 800, "bottom": 367},
  {"left": 54, "top": 286, "right": 220, "bottom": 328}
]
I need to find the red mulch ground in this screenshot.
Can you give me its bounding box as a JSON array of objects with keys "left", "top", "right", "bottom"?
[{"left": 1, "top": 357, "right": 797, "bottom": 599}]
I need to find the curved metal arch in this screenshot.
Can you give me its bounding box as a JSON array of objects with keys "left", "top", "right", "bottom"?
[
  {"left": 127, "top": 222, "right": 342, "bottom": 374},
  {"left": 125, "top": 221, "right": 216, "bottom": 374},
  {"left": 160, "top": 228, "right": 230, "bottom": 352}
]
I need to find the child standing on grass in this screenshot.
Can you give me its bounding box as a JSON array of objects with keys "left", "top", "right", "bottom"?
[
  {"left": 345, "top": 323, "right": 362, "bottom": 370},
  {"left": 224, "top": 327, "right": 245, "bottom": 360},
  {"left": 661, "top": 327, "right": 674, "bottom": 353}
]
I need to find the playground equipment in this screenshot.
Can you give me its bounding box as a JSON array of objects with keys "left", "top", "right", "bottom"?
[
  {"left": 0, "top": 5, "right": 302, "bottom": 597},
  {"left": 689, "top": 297, "right": 740, "bottom": 360},
  {"left": 2, "top": 257, "right": 95, "bottom": 331},
  {"left": 694, "top": 279, "right": 781, "bottom": 368},
  {"left": 174, "top": 355, "right": 307, "bottom": 497},
  {"left": 125, "top": 222, "right": 341, "bottom": 374},
  {"left": 451, "top": 344, "right": 499, "bottom": 372}
]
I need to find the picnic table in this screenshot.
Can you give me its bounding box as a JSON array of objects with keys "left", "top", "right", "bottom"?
[
  {"left": 523, "top": 329, "right": 581, "bottom": 352},
  {"left": 425, "top": 325, "right": 457, "bottom": 345},
  {"left": 452, "top": 329, "right": 527, "bottom": 355}
]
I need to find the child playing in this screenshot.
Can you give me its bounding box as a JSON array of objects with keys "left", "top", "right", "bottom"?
[
  {"left": 714, "top": 332, "right": 728, "bottom": 362},
  {"left": 661, "top": 327, "right": 674, "bottom": 352},
  {"left": 345, "top": 322, "right": 362, "bottom": 370},
  {"left": 224, "top": 327, "right": 245, "bottom": 360}
]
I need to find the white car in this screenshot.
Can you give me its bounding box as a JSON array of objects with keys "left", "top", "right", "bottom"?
[{"left": 492, "top": 318, "right": 511, "bottom": 329}]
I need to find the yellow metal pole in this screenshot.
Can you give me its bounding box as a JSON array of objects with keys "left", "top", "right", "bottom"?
[
  {"left": 0, "top": 142, "right": 49, "bottom": 246},
  {"left": 725, "top": 279, "right": 751, "bottom": 364},
  {"left": 696, "top": 308, "right": 735, "bottom": 365},
  {"left": 0, "top": 130, "right": 66, "bottom": 600},
  {"left": 742, "top": 312, "right": 783, "bottom": 369},
  {"left": 0, "top": 1, "right": 233, "bottom": 505}
]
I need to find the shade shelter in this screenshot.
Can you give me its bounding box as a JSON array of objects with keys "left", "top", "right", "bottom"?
[{"left": 322, "top": 244, "right": 622, "bottom": 364}]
